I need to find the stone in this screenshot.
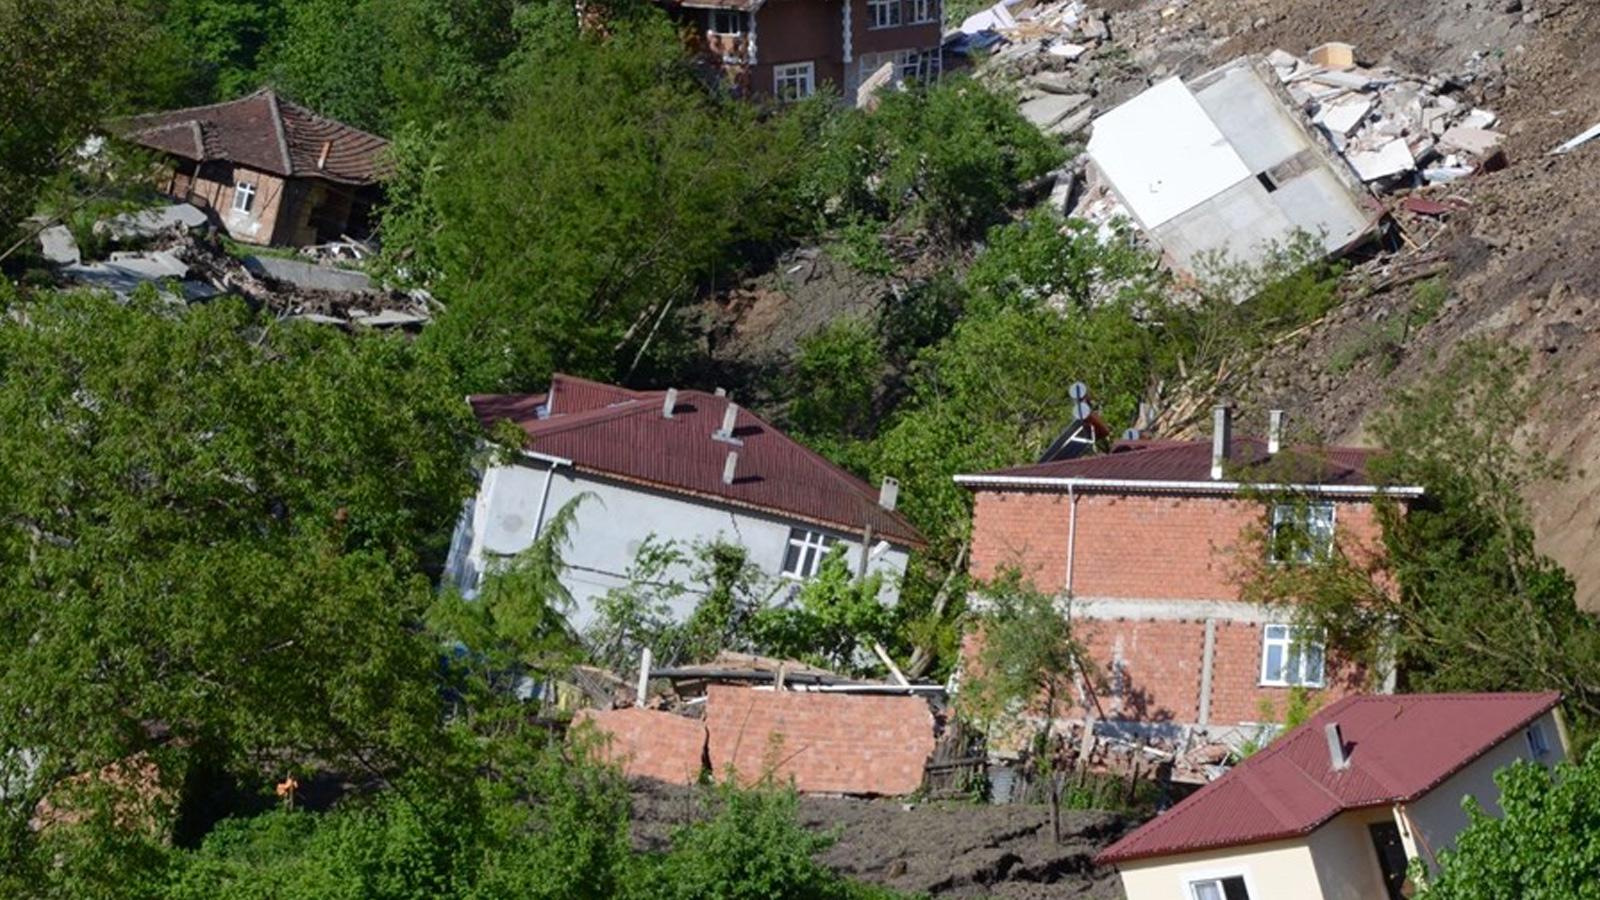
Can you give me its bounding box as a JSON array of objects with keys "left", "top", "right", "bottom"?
[
  {"left": 38, "top": 225, "right": 80, "bottom": 265},
  {"left": 1438, "top": 125, "right": 1505, "bottom": 156},
  {"left": 243, "top": 256, "right": 374, "bottom": 293},
  {"left": 1018, "top": 92, "right": 1092, "bottom": 129}
]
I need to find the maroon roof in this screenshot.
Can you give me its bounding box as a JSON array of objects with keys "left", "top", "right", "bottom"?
[
  {"left": 1096, "top": 691, "right": 1563, "bottom": 865},
  {"left": 470, "top": 375, "right": 925, "bottom": 547},
  {"left": 117, "top": 89, "right": 389, "bottom": 186},
  {"left": 961, "top": 437, "right": 1403, "bottom": 490}
]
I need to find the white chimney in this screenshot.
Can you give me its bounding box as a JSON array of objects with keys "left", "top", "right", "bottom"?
[
  {"left": 1210, "top": 404, "right": 1232, "bottom": 481},
  {"left": 662, "top": 388, "right": 678, "bottom": 419},
  {"left": 722, "top": 450, "right": 739, "bottom": 485},
  {"left": 714, "top": 387, "right": 727, "bottom": 397},
  {"left": 1268, "top": 409, "right": 1284, "bottom": 455},
  {"left": 878, "top": 476, "right": 900, "bottom": 511},
  {"left": 1325, "top": 722, "right": 1350, "bottom": 770},
  {"left": 714, "top": 401, "right": 740, "bottom": 442}
]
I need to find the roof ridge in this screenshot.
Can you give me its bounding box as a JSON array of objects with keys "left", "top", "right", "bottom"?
[
  {"left": 119, "top": 88, "right": 273, "bottom": 125},
  {"left": 263, "top": 89, "right": 294, "bottom": 176}
]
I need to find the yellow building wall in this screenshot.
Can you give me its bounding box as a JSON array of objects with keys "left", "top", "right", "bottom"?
[
  {"left": 1306, "top": 807, "right": 1397, "bottom": 900},
  {"left": 1117, "top": 838, "right": 1322, "bottom": 900}
]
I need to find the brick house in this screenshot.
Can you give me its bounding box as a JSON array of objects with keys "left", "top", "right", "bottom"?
[
  {"left": 956, "top": 407, "right": 1423, "bottom": 738},
  {"left": 116, "top": 89, "right": 389, "bottom": 247},
  {"left": 662, "top": 0, "right": 943, "bottom": 100}
]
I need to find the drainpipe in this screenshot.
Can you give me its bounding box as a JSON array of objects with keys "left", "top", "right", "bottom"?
[
  {"left": 526, "top": 450, "right": 572, "bottom": 542},
  {"left": 1064, "top": 482, "right": 1078, "bottom": 598}
]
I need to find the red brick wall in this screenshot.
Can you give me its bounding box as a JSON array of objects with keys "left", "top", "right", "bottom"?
[
  {"left": 574, "top": 707, "right": 708, "bottom": 784},
  {"left": 704, "top": 685, "right": 935, "bottom": 794},
  {"left": 969, "top": 489, "right": 1384, "bottom": 598}
]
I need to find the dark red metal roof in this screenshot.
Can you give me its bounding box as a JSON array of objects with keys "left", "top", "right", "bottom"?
[
  {"left": 966, "top": 437, "right": 1389, "bottom": 488},
  {"left": 118, "top": 89, "right": 390, "bottom": 185},
  {"left": 470, "top": 375, "right": 925, "bottom": 547},
  {"left": 1096, "top": 691, "right": 1563, "bottom": 865}
]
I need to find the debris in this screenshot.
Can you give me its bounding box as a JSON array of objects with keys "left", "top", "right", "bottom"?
[
  {"left": 1347, "top": 138, "right": 1415, "bottom": 182},
  {"left": 1047, "top": 41, "right": 1088, "bottom": 60},
  {"left": 95, "top": 203, "right": 209, "bottom": 241},
  {"left": 1551, "top": 121, "right": 1600, "bottom": 155},
  {"left": 1018, "top": 91, "right": 1092, "bottom": 130},
  {"left": 38, "top": 225, "right": 80, "bottom": 265},
  {"left": 1315, "top": 95, "right": 1373, "bottom": 136},
  {"left": 1438, "top": 126, "right": 1506, "bottom": 156},
  {"left": 1309, "top": 42, "right": 1356, "bottom": 70},
  {"left": 243, "top": 256, "right": 374, "bottom": 294},
  {"left": 856, "top": 61, "right": 896, "bottom": 111}
]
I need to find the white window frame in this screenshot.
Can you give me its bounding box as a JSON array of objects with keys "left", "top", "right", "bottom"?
[
  {"left": 1526, "top": 722, "right": 1551, "bottom": 758},
  {"left": 1188, "top": 874, "right": 1253, "bottom": 900},
  {"left": 772, "top": 61, "right": 816, "bottom": 101},
  {"left": 1269, "top": 501, "right": 1336, "bottom": 564},
  {"left": 781, "top": 527, "right": 836, "bottom": 579},
  {"left": 867, "top": 0, "right": 902, "bottom": 29},
  {"left": 907, "top": 0, "right": 936, "bottom": 24},
  {"left": 1259, "top": 623, "right": 1326, "bottom": 688},
  {"left": 232, "top": 180, "right": 257, "bottom": 214},
  {"left": 708, "top": 8, "right": 745, "bottom": 36}
]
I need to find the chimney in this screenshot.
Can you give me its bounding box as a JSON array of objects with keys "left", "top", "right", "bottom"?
[
  {"left": 878, "top": 476, "right": 900, "bottom": 512},
  {"left": 714, "top": 387, "right": 727, "bottom": 397},
  {"left": 722, "top": 450, "right": 739, "bottom": 485},
  {"left": 1325, "top": 722, "right": 1350, "bottom": 770},
  {"left": 1210, "top": 403, "right": 1233, "bottom": 480},
  {"left": 713, "top": 401, "right": 740, "bottom": 439},
  {"left": 1268, "top": 409, "right": 1285, "bottom": 455},
  {"left": 316, "top": 139, "right": 331, "bottom": 170},
  {"left": 662, "top": 388, "right": 678, "bottom": 419}
]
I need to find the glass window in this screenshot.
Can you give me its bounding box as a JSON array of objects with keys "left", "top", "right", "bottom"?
[
  {"left": 1260, "top": 624, "right": 1326, "bottom": 687},
  {"left": 1526, "top": 723, "right": 1550, "bottom": 757},
  {"left": 1270, "top": 501, "right": 1335, "bottom": 563},
  {"left": 868, "top": 0, "right": 902, "bottom": 29},
  {"left": 772, "top": 62, "right": 815, "bottom": 102},
  {"left": 708, "top": 9, "right": 745, "bottom": 35},
  {"left": 781, "top": 527, "right": 836, "bottom": 579},
  {"left": 232, "top": 181, "right": 257, "bottom": 213},
  {"left": 907, "top": 0, "right": 936, "bottom": 23},
  {"left": 1190, "top": 876, "right": 1250, "bottom": 900}
]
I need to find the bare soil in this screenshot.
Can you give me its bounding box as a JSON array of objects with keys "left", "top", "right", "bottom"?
[{"left": 631, "top": 781, "right": 1137, "bottom": 898}]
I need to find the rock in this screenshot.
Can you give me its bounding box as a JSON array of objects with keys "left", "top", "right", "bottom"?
[
  {"left": 1030, "top": 71, "right": 1084, "bottom": 95},
  {"left": 38, "top": 225, "right": 80, "bottom": 265},
  {"left": 1018, "top": 92, "right": 1092, "bottom": 130}
]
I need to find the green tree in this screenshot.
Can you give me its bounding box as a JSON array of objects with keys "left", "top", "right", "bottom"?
[
  {"left": 789, "top": 320, "right": 884, "bottom": 443},
  {"left": 262, "top": 0, "right": 396, "bottom": 133},
  {"left": 1416, "top": 752, "right": 1600, "bottom": 900},
  {"left": 0, "top": 290, "right": 476, "bottom": 869},
  {"left": 752, "top": 547, "right": 892, "bottom": 673}
]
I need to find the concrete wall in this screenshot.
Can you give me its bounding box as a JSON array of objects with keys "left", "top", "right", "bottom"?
[
  {"left": 1306, "top": 807, "right": 1397, "bottom": 900},
  {"left": 1400, "top": 709, "right": 1566, "bottom": 871},
  {"left": 967, "top": 489, "right": 1381, "bottom": 728},
  {"left": 448, "top": 458, "right": 911, "bottom": 633},
  {"left": 1117, "top": 837, "right": 1322, "bottom": 900}
]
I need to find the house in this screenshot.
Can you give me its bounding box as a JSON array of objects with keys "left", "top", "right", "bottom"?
[
  {"left": 661, "top": 0, "right": 943, "bottom": 100},
  {"left": 116, "top": 89, "right": 389, "bottom": 247},
  {"left": 1086, "top": 56, "right": 1375, "bottom": 275},
  {"left": 1096, "top": 691, "right": 1568, "bottom": 900},
  {"left": 955, "top": 405, "right": 1423, "bottom": 739},
  {"left": 445, "top": 374, "right": 924, "bottom": 631}
]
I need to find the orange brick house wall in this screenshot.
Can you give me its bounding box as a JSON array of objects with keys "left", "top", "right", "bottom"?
[{"left": 968, "top": 489, "right": 1385, "bottom": 731}]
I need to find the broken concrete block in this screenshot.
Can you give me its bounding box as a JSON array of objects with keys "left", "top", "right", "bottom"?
[
  {"left": 1438, "top": 126, "right": 1505, "bottom": 156},
  {"left": 1019, "top": 92, "right": 1092, "bottom": 130},
  {"left": 1308, "top": 70, "right": 1374, "bottom": 91},
  {"left": 1029, "top": 70, "right": 1083, "bottom": 95},
  {"left": 1310, "top": 42, "right": 1356, "bottom": 70},
  {"left": 243, "top": 256, "right": 374, "bottom": 293},
  {"left": 1048, "top": 41, "right": 1088, "bottom": 60},
  {"left": 98, "top": 204, "right": 209, "bottom": 241},
  {"left": 1316, "top": 96, "right": 1372, "bottom": 135},
  {"left": 1462, "top": 108, "right": 1499, "bottom": 129},
  {"left": 107, "top": 250, "right": 188, "bottom": 280},
  {"left": 355, "top": 310, "right": 430, "bottom": 328},
  {"left": 1347, "top": 138, "right": 1414, "bottom": 181},
  {"left": 38, "top": 225, "right": 80, "bottom": 265}
]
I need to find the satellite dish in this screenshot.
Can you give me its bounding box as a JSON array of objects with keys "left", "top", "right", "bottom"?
[
  {"left": 1069, "top": 382, "right": 1090, "bottom": 401},
  {"left": 1074, "top": 401, "right": 1093, "bottom": 421}
]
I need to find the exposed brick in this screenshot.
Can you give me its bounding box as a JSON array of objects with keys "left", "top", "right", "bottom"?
[
  {"left": 573, "top": 707, "right": 707, "bottom": 785},
  {"left": 704, "top": 685, "right": 935, "bottom": 795}
]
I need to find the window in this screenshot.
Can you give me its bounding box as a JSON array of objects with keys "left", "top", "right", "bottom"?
[
  {"left": 773, "top": 62, "right": 815, "bottom": 102},
  {"left": 1260, "top": 624, "right": 1326, "bottom": 687},
  {"left": 1190, "top": 876, "right": 1250, "bottom": 900},
  {"left": 708, "top": 9, "right": 745, "bottom": 35},
  {"left": 868, "top": 0, "right": 901, "bottom": 29},
  {"left": 782, "top": 527, "right": 836, "bottom": 579},
  {"left": 232, "top": 181, "right": 257, "bottom": 214},
  {"left": 1526, "top": 722, "right": 1551, "bottom": 758},
  {"left": 907, "top": 0, "right": 936, "bottom": 23},
  {"left": 857, "top": 49, "right": 941, "bottom": 88},
  {"left": 1270, "top": 501, "right": 1335, "bottom": 563}
]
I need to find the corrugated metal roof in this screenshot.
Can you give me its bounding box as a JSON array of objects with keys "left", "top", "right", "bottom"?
[
  {"left": 470, "top": 375, "right": 926, "bottom": 547},
  {"left": 117, "top": 89, "right": 390, "bottom": 186},
  {"left": 965, "top": 437, "right": 1387, "bottom": 488},
  {"left": 1096, "top": 691, "right": 1563, "bottom": 865}
]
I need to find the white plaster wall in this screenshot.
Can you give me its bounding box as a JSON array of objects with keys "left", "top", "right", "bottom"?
[
  {"left": 447, "top": 459, "right": 911, "bottom": 633},
  {"left": 1306, "top": 807, "right": 1397, "bottom": 900},
  {"left": 1400, "top": 709, "right": 1565, "bottom": 871},
  {"left": 1117, "top": 838, "right": 1323, "bottom": 900}
]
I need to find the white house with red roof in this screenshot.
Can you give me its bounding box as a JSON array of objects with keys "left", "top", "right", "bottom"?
[
  {"left": 1097, "top": 691, "right": 1568, "bottom": 900},
  {"left": 444, "top": 375, "right": 924, "bottom": 632},
  {"left": 956, "top": 405, "right": 1424, "bottom": 740}
]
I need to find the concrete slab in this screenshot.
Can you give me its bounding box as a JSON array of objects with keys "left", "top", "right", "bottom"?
[
  {"left": 38, "top": 225, "right": 79, "bottom": 265},
  {"left": 1347, "top": 138, "right": 1414, "bottom": 181},
  {"left": 1316, "top": 96, "right": 1372, "bottom": 136},
  {"left": 1438, "top": 126, "right": 1504, "bottom": 157},
  {"left": 243, "top": 256, "right": 374, "bottom": 293},
  {"left": 1019, "top": 92, "right": 1092, "bottom": 130},
  {"left": 100, "top": 204, "right": 209, "bottom": 241},
  {"left": 356, "top": 310, "right": 430, "bottom": 327}
]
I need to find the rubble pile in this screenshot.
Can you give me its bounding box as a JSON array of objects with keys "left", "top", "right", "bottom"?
[
  {"left": 952, "top": 0, "right": 1119, "bottom": 138},
  {"left": 1266, "top": 46, "right": 1507, "bottom": 190}
]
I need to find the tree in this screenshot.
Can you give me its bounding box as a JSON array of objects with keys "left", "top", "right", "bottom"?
[
  {"left": 1416, "top": 751, "right": 1600, "bottom": 900},
  {"left": 958, "top": 573, "right": 1098, "bottom": 841},
  {"left": 261, "top": 0, "right": 396, "bottom": 133},
  {"left": 0, "top": 290, "right": 477, "bottom": 862},
  {"left": 752, "top": 548, "right": 892, "bottom": 674},
  {"left": 1236, "top": 342, "right": 1600, "bottom": 744}
]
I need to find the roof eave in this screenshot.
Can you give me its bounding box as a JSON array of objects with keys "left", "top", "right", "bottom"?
[{"left": 952, "top": 473, "right": 1425, "bottom": 499}]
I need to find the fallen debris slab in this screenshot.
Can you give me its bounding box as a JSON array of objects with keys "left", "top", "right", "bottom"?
[
  {"left": 97, "top": 203, "right": 209, "bottom": 242},
  {"left": 575, "top": 707, "right": 708, "bottom": 785},
  {"left": 244, "top": 256, "right": 374, "bottom": 293}
]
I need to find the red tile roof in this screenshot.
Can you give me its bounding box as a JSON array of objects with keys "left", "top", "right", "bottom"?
[
  {"left": 470, "top": 375, "right": 925, "bottom": 547},
  {"left": 959, "top": 437, "right": 1415, "bottom": 493},
  {"left": 1096, "top": 691, "right": 1563, "bottom": 865},
  {"left": 117, "top": 89, "right": 390, "bottom": 186}
]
